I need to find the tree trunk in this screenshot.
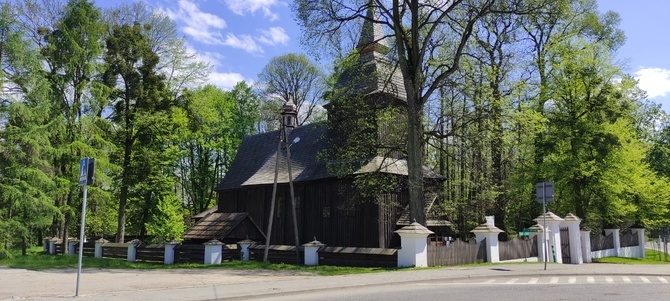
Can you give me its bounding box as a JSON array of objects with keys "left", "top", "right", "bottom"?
[
  {"left": 406, "top": 93, "right": 426, "bottom": 225},
  {"left": 116, "top": 136, "right": 133, "bottom": 243}
]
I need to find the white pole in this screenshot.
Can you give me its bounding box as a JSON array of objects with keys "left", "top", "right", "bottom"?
[
  {"left": 75, "top": 184, "right": 88, "bottom": 296},
  {"left": 542, "top": 182, "right": 547, "bottom": 270}
]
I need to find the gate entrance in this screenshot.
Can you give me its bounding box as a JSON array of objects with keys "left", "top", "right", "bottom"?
[{"left": 560, "top": 227, "right": 571, "bottom": 263}]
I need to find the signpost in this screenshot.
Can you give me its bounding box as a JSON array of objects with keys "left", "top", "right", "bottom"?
[
  {"left": 76, "top": 158, "right": 94, "bottom": 296},
  {"left": 536, "top": 181, "right": 555, "bottom": 270}
]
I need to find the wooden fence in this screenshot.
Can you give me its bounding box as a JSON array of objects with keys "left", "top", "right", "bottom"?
[
  {"left": 174, "top": 244, "right": 205, "bottom": 263},
  {"left": 427, "top": 239, "right": 487, "bottom": 267},
  {"left": 318, "top": 247, "right": 397, "bottom": 267},
  {"left": 102, "top": 243, "right": 129, "bottom": 259},
  {"left": 249, "top": 245, "right": 303, "bottom": 264},
  {"left": 136, "top": 244, "right": 165, "bottom": 262},
  {"left": 591, "top": 233, "right": 614, "bottom": 251},
  {"left": 499, "top": 236, "right": 538, "bottom": 261}
]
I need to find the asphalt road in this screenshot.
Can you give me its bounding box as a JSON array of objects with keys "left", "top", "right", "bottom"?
[
  {"left": 258, "top": 281, "right": 669, "bottom": 301},
  {"left": 2, "top": 263, "right": 669, "bottom": 300}
]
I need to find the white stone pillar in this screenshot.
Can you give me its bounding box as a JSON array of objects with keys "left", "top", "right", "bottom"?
[
  {"left": 237, "top": 239, "right": 255, "bottom": 261},
  {"left": 48, "top": 238, "right": 58, "bottom": 255},
  {"left": 529, "top": 224, "right": 548, "bottom": 262},
  {"left": 471, "top": 216, "right": 504, "bottom": 263},
  {"left": 127, "top": 239, "right": 142, "bottom": 262},
  {"left": 604, "top": 228, "right": 621, "bottom": 257},
  {"left": 68, "top": 238, "right": 78, "bottom": 255},
  {"left": 580, "top": 228, "right": 592, "bottom": 263},
  {"left": 94, "top": 238, "right": 108, "bottom": 258},
  {"left": 204, "top": 239, "right": 224, "bottom": 264},
  {"left": 561, "top": 213, "right": 583, "bottom": 264},
  {"left": 534, "top": 212, "right": 564, "bottom": 263},
  {"left": 631, "top": 228, "right": 646, "bottom": 258},
  {"left": 395, "top": 222, "right": 434, "bottom": 268},
  {"left": 302, "top": 239, "right": 325, "bottom": 266},
  {"left": 164, "top": 240, "right": 180, "bottom": 265}
]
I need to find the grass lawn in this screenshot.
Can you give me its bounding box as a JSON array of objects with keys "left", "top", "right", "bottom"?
[
  {"left": 0, "top": 246, "right": 406, "bottom": 276},
  {"left": 592, "top": 248, "right": 670, "bottom": 264}
]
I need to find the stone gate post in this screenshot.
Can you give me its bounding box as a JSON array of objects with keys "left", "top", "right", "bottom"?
[
  {"left": 94, "top": 238, "right": 108, "bottom": 258},
  {"left": 302, "top": 239, "right": 325, "bottom": 266},
  {"left": 529, "top": 224, "right": 548, "bottom": 262},
  {"left": 164, "top": 240, "right": 180, "bottom": 264},
  {"left": 534, "top": 212, "right": 564, "bottom": 263},
  {"left": 204, "top": 239, "right": 224, "bottom": 264},
  {"left": 630, "top": 227, "right": 646, "bottom": 258},
  {"left": 237, "top": 239, "right": 255, "bottom": 261},
  {"left": 471, "top": 216, "right": 504, "bottom": 263},
  {"left": 580, "top": 227, "right": 592, "bottom": 263},
  {"left": 604, "top": 228, "right": 621, "bottom": 257},
  {"left": 395, "top": 222, "right": 433, "bottom": 267},
  {"left": 561, "top": 213, "right": 583, "bottom": 264}
]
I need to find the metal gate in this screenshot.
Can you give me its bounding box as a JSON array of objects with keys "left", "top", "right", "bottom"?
[{"left": 560, "top": 227, "right": 571, "bottom": 263}]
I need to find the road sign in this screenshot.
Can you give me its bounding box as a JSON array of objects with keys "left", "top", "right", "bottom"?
[
  {"left": 536, "top": 181, "right": 555, "bottom": 203},
  {"left": 79, "top": 158, "right": 89, "bottom": 186}
]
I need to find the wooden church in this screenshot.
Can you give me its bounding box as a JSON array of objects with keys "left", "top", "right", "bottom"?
[{"left": 183, "top": 9, "right": 449, "bottom": 248}]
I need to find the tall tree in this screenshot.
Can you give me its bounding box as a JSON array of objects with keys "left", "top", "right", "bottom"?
[
  {"left": 103, "top": 22, "right": 171, "bottom": 242},
  {"left": 257, "top": 53, "right": 325, "bottom": 126},
  {"left": 0, "top": 2, "right": 58, "bottom": 256},
  {"left": 294, "top": 0, "right": 536, "bottom": 224},
  {"left": 40, "top": 0, "right": 105, "bottom": 253}
]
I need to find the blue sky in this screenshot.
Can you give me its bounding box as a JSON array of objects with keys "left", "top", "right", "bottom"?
[{"left": 103, "top": 0, "right": 670, "bottom": 113}]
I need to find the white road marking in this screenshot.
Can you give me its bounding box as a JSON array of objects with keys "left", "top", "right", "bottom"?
[
  {"left": 568, "top": 277, "right": 576, "bottom": 284},
  {"left": 657, "top": 277, "right": 668, "bottom": 284},
  {"left": 606, "top": 276, "right": 614, "bottom": 283},
  {"left": 587, "top": 276, "right": 594, "bottom": 283},
  {"left": 639, "top": 276, "right": 650, "bottom": 283},
  {"left": 549, "top": 277, "right": 559, "bottom": 284},
  {"left": 483, "top": 279, "right": 495, "bottom": 284},
  {"left": 529, "top": 278, "right": 539, "bottom": 284},
  {"left": 506, "top": 278, "right": 518, "bottom": 284},
  {"left": 622, "top": 276, "right": 631, "bottom": 283}
]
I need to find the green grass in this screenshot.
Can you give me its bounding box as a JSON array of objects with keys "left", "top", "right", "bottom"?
[
  {"left": 0, "top": 247, "right": 406, "bottom": 276},
  {"left": 592, "top": 249, "right": 670, "bottom": 264}
]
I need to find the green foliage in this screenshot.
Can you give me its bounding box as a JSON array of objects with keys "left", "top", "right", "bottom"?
[
  {"left": 145, "top": 195, "right": 185, "bottom": 243},
  {"left": 257, "top": 53, "right": 325, "bottom": 126}
]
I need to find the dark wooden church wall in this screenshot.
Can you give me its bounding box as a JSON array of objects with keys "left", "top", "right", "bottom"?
[{"left": 217, "top": 179, "right": 408, "bottom": 248}]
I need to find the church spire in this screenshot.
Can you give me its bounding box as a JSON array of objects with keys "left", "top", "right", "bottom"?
[{"left": 356, "top": 4, "right": 389, "bottom": 54}]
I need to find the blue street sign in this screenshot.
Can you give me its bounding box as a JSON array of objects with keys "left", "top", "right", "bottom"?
[
  {"left": 536, "top": 181, "right": 555, "bottom": 203},
  {"left": 79, "top": 158, "right": 88, "bottom": 186}
]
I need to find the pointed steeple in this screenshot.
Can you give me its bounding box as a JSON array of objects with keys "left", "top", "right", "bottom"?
[
  {"left": 356, "top": 5, "right": 389, "bottom": 54},
  {"left": 331, "top": 3, "right": 406, "bottom": 101}
]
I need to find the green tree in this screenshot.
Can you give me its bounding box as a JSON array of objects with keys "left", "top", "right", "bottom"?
[
  {"left": 103, "top": 22, "right": 172, "bottom": 242},
  {"left": 0, "top": 2, "right": 58, "bottom": 256},
  {"left": 176, "top": 83, "right": 259, "bottom": 215},
  {"left": 38, "top": 0, "right": 107, "bottom": 253},
  {"left": 257, "top": 53, "right": 325, "bottom": 126},
  {"left": 295, "top": 0, "right": 540, "bottom": 225}
]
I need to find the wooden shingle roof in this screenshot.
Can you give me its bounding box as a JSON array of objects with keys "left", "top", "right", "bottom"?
[
  {"left": 182, "top": 212, "right": 265, "bottom": 242},
  {"left": 215, "top": 123, "right": 444, "bottom": 191}
]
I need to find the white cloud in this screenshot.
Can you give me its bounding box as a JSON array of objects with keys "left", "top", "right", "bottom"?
[
  {"left": 634, "top": 67, "right": 670, "bottom": 99},
  {"left": 257, "top": 27, "right": 289, "bottom": 46},
  {"left": 223, "top": 33, "right": 264, "bottom": 54},
  {"left": 159, "top": 0, "right": 227, "bottom": 45},
  {"left": 224, "top": 0, "right": 283, "bottom": 21},
  {"left": 208, "top": 72, "right": 247, "bottom": 90}
]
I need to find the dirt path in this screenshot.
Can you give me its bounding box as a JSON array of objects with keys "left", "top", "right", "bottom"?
[{"left": 0, "top": 267, "right": 312, "bottom": 300}]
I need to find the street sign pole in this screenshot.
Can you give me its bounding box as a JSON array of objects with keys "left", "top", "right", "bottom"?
[
  {"left": 536, "top": 181, "right": 554, "bottom": 271},
  {"left": 76, "top": 158, "right": 93, "bottom": 297},
  {"left": 542, "top": 182, "right": 547, "bottom": 271}
]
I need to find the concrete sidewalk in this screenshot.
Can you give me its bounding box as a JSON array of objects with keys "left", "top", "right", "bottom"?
[{"left": 2, "top": 263, "right": 669, "bottom": 301}]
